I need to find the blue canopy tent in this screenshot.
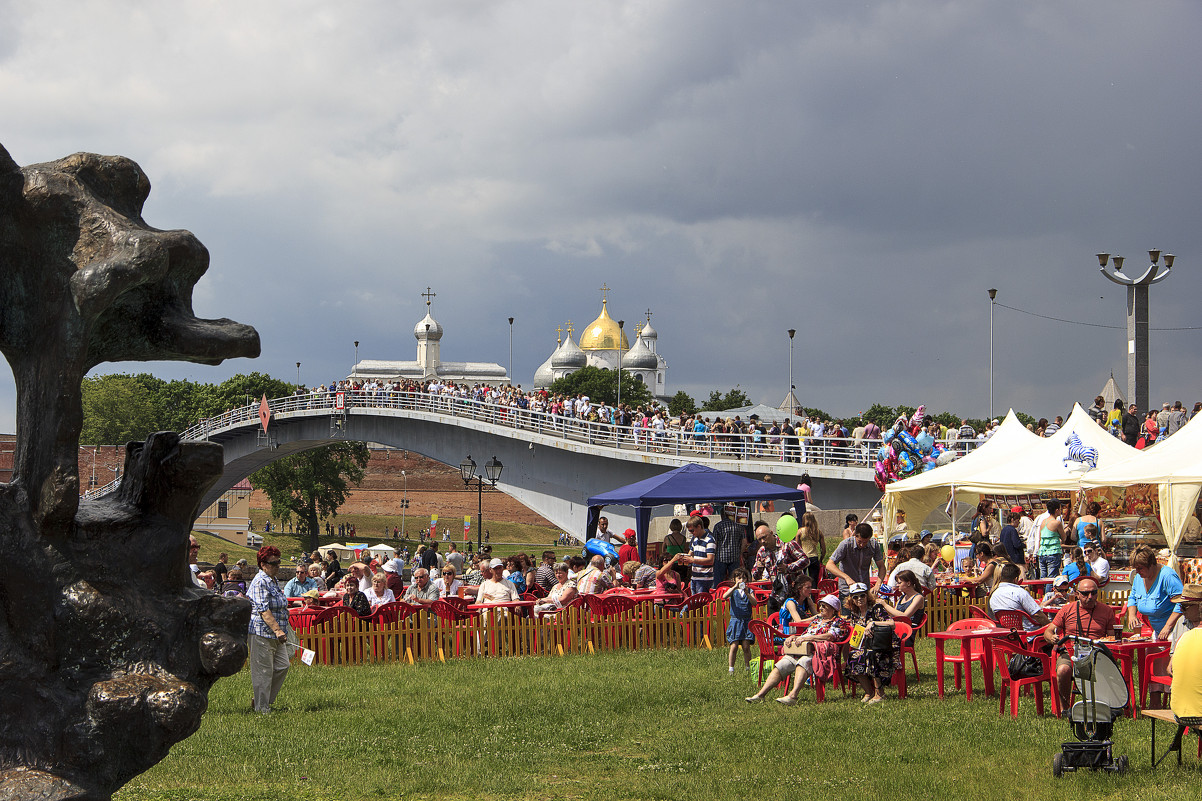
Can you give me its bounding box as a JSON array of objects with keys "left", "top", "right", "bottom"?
[{"left": 585, "top": 463, "right": 809, "bottom": 561}]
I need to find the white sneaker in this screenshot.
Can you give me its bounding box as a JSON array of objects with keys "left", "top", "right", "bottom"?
[{"left": 728, "top": 667, "right": 735, "bottom": 673}]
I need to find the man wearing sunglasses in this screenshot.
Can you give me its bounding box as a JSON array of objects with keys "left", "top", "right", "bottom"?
[
  {"left": 1044, "top": 578, "right": 1116, "bottom": 712},
  {"left": 1082, "top": 542, "right": 1109, "bottom": 583}
]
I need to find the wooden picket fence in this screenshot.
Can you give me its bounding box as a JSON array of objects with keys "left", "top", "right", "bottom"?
[
  {"left": 291, "top": 586, "right": 1132, "bottom": 667},
  {"left": 294, "top": 599, "right": 735, "bottom": 666}
]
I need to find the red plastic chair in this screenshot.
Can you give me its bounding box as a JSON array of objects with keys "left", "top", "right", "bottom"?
[
  {"left": 748, "top": 618, "right": 785, "bottom": 684},
  {"left": 988, "top": 632, "right": 1060, "bottom": 718},
  {"left": 968, "top": 604, "right": 996, "bottom": 621},
  {"left": 994, "top": 609, "right": 1043, "bottom": 632},
  {"left": 939, "top": 618, "right": 997, "bottom": 699},
  {"left": 891, "top": 622, "right": 914, "bottom": 698},
  {"left": 431, "top": 599, "right": 481, "bottom": 658},
  {"left": 664, "top": 592, "right": 713, "bottom": 647},
  {"left": 810, "top": 626, "right": 854, "bottom": 703},
  {"left": 893, "top": 611, "right": 926, "bottom": 682},
  {"left": 312, "top": 606, "right": 369, "bottom": 665},
  {"left": 368, "top": 601, "right": 419, "bottom": 660},
  {"left": 1139, "top": 643, "right": 1172, "bottom": 709}
]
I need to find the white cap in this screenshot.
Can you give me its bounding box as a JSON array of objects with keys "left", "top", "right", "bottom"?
[{"left": 489, "top": 558, "right": 504, "bottom": 568}]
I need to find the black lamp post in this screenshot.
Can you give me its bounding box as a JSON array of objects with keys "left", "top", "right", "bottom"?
[{"left": 459, "top": 454, "right": 503, "bottom": 550}]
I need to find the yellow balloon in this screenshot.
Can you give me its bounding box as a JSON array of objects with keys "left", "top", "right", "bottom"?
[{"left": 941, "top": 544, "right": 956, "bottom": 563}]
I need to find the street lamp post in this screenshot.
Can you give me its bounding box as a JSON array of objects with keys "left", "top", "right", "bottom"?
[
  {"left": 787, "top": 328, "right": 796, "bottom": 412},
  {"left": 1097, "top": 250, "right": 1175, "bottom": 412},
  {"left": 354, "top": 340, "right": 359, "bottom": 368},
  {"left": 988, "top": 289, "right": 997, "bottom": 421},
  {"left": 459, "top": 455, "right": 503, "bottom": 551},
  {"left": 296, "top": 361, "right": 301, "bottom": 387},
  {"left": 616, "top": 320, "right": 624, "bottom": 412},
  {"left": 508, "top": 317, "right": 514, "bottom": 384}
]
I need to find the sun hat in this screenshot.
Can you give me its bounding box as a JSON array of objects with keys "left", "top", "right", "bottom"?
[
  {"left": 489, "top": 558, "right": 504, "bottom": 568},
  {"left": 302, "top": 589, "right": 320, "bottom": 599},
  {"left": 381, "top": 561, "right": 397, "bottom": 573},
  {"left": 819, "top": 594, "right": 841, "bottom": 613},
  {"left": 1169, "top": 584, "right": 1202, "bottom": 604},
  {"left": 919, "top": 529, "right": 932, "bottom": 540},
  {"left": 847, "top": 582, "right": 869, "bottom": 596}
]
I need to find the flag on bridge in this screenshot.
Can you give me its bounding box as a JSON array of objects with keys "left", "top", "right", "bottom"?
[{"left": 258, "top": 394, "right": 271, "bottom": 432}]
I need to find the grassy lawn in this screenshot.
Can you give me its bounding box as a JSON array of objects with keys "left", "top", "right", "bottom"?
[{"left": 114, "top": 640, "right": 1198, "bottom": 801}]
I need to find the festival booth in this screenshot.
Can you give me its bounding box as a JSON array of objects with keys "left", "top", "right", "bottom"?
[
  {"left": 1081, "top": 411, "right": 1202, "bottom": 578},
  {"left": 586, "top": 463, "right": 809, "bottom": 561},
  {"left": 883, "top": 405, "right": 1138, "bottom": 543}
]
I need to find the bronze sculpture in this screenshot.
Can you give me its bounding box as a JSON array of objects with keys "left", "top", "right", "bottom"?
[{"left": 0, "top": 143, "right": 260, "bottom": 800}]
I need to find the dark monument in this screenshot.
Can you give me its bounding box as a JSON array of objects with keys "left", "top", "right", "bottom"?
[{"left": 0, "top": 143, "right": 260, "bottom": 800}]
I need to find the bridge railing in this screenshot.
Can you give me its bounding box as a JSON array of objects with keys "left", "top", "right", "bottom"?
[{"left": 176, "top": 389, "right": 980, "bottom": 470}]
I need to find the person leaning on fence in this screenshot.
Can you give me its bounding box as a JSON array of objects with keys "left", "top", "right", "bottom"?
[
  {"left": 248, "top": 545, "right": 292, "bottom": 714},
  {"left": 745, "top": 594, "right": 849, "bottom": 705}
]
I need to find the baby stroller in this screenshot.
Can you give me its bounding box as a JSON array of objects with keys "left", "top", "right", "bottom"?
[{"left": 1051, "top": 634, "right": 1129, "bottom": 776}]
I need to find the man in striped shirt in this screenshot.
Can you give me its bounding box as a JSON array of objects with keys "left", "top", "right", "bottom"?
[{"left": 683, "top": 516, "right": 716, "bottom": 593}]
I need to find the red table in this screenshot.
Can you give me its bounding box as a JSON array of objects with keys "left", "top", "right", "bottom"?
[
  {"left": 1098, "top": 635, "right": 1165, "bottom": 716},
  {"left": 929, "top": 625, "right": 1005, "bottom": 700}
]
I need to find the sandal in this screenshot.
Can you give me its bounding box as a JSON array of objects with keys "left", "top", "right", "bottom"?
[
  {"left": 744, "top": 696, "right": 763, "bottom": 703},
  {"left": 775, "top": 696, "right": 797, "bottom": 706},
  {"left": 867, "top": 696, "right": 884, "bottom": 705}
]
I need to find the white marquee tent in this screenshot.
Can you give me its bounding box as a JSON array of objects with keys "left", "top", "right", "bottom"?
[
  {"left": 883, "top": 404, "right": 1138, "bottom": 531},
  {"left": 1082, "top": 410, "right": 1202, "bottom": 569}
]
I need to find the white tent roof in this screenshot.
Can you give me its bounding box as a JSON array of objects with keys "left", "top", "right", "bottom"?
[
  {"left": 957, "top": 403, "right": 1138, "bottom": 493},
  {"left": 1082, "top": 408, "right": 1202, "bottom": 486},
  {"left": 883, "top": 410, "right": 1041, "bottom": 528}
]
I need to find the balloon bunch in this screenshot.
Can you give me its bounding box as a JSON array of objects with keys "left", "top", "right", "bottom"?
[{"left": 873, "top": 405, "right": 954, "bottom": 490}]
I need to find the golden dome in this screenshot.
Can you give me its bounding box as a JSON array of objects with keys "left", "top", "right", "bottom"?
[{"left": 578, "top": 300, "right": 629, "bottom": 351}]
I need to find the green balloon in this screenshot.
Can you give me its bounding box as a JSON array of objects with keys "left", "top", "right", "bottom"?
[{"left": 776, "top": 514, "right": 799, "bottom": 543}]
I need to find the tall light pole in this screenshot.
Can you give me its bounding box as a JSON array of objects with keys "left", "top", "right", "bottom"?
[
  {"left": 616, "top": 320, "right": 624, "bottom": 411},
  {"left": 988, "top": 288, "right": 997, "bottom": 421},
  {"left": 296, "top": 361, "right": 301, "bottom": 387},
  {"left": 354, "top": 340, "right": 359, "bottom": 367},
  {"left": 508, "top": 317, "right": 514, "bottom": 384},
  {"left": 787, "top": 328, "right": 796, "bottom": 412},
  {"left": 1098, "top": 249, "right": 1174, "bottom": 413},
  {"left": 459, "top": 455, "right": 503, "bottom": 550}
]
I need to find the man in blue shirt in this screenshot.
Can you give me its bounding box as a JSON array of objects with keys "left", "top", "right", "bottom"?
[{"left": 282, "top": 564, "right": 318, "bottom": 598}]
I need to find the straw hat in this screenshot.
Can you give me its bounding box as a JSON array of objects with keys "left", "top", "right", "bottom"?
[{"left": 1170, "top": 584, "right": 1202, "bottom": 604}]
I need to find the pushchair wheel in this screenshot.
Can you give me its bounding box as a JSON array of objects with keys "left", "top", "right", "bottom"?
[
  {"left": 1052, "top": 752, "right": 1064, "bottom": 778},
  {"left": 1115, "top": 755, "right": 1128, "bottom": 774}
]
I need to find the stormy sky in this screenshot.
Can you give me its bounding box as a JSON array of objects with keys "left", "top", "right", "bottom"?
[{"left": 2, "top": 0, "right": 1200, "bottom": 435}]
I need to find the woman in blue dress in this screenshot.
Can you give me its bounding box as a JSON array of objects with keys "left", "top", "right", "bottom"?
[{"left": 1126, "top": 545, "right": 1183, "bottom": 639}]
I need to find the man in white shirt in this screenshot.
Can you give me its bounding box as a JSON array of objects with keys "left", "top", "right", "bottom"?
[
  {"left": 1083, "top": 544, "right": 1110, "bottom": 583},
  {"left": 475, "top": 558, "right": 520, "bottom": 605},
  {"left": 986, "top": 563, "right": 1049, "bottom": 630},
  {"left": 887, "top": 545, "right": 936, "bottom": 592}
]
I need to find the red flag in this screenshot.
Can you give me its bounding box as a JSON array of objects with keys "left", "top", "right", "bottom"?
[{"left": 258, "top": 394, "right": 272, "bottom": 432}]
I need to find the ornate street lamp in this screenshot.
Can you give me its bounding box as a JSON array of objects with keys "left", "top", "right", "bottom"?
[
  {"left": 1097, "top": 249, "right": 1174, "bottom": 412},
  {"left": 460, "top": 454, "right": 504, "bottom": 550}
]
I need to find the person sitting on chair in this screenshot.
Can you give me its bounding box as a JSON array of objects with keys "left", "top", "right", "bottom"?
[
  {"left": 987, "top": 563, "right": 1049, "bottom": 630},
  {"left": 1043, "top": 578, "right": 1116, "bottom": 712},
  {"left": 1170, "top": 621, "right": 1202, "bottom": 740},
  {"left": 745, "top": 594, "right": 849, "bottom": 705}
]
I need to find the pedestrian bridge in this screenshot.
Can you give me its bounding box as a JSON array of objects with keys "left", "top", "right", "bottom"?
[{"left": 111, "top": 391, "right": 887, "bottom": 535}]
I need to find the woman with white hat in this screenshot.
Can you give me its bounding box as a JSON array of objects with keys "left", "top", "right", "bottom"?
[{"left": 745, "top": 594, "right": 849, "bottom": 705}]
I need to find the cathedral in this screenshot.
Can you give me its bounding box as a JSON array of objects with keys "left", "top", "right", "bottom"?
[
  {"left": 533, "top": 290, "right": 669, "bottom": 401},
  {"left": 348, "top": 289, "right": 510, "bottom": 384}
]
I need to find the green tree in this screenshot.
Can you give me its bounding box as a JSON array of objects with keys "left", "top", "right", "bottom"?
[
  {"left": 249, "top": 442, "right": 371, "bottom": 552},
  {"left": 548, "top": 365, "right": 654, "bottom": 408},
  {"left": 700, "top": 386, "right": 751, "bottom": 412},
  {"left": 80, "top": 374, "right": 159, "bottom": 444},
  {"left": 668, "top": 390, "right": 697, "bottom": 417}
]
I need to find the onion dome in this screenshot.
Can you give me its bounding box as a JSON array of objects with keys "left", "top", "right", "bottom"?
[
  {"left": 413, "top": 311, "right": 443, "bottom": 341},
  {"left": 551, "top": 336, "right": 587, "bottom": 368},
  {"left": 621, "top": 336, "right": 657, "bottom": 369},
  {"left": 639, "top": 320, "right": 657, "bottom": 342},
  {"left": 534, "top": 348, "right": 556, "bottom": 388},
  {"left": 578, "top": 300, "right": 629, "bottom": 351}
]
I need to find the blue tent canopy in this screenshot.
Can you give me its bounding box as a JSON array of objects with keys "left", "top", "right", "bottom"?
[{"left": 586, "top": 463, "right": 808, "bottom": 561}]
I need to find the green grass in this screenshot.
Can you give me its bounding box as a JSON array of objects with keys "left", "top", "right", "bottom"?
[{"left": 114, "top": 641, "right": 1199, "bottom": 801}]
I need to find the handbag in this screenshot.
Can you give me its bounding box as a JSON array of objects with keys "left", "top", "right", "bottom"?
[{"left": 1007, "top": 652, "right": 1043, "bottom": 680}]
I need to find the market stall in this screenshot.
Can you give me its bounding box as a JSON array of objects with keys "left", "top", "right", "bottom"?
[
  {"left": 883, "top": 405, "right": 1136, "bottom": 534},
  {"left": 1081, "top": 411, "right": 1202, "bottom": 577}
]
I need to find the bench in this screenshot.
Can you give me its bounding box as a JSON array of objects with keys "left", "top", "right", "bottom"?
[{"left": 1142, "top": 707, "right": 1202, "bottom": 767}]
